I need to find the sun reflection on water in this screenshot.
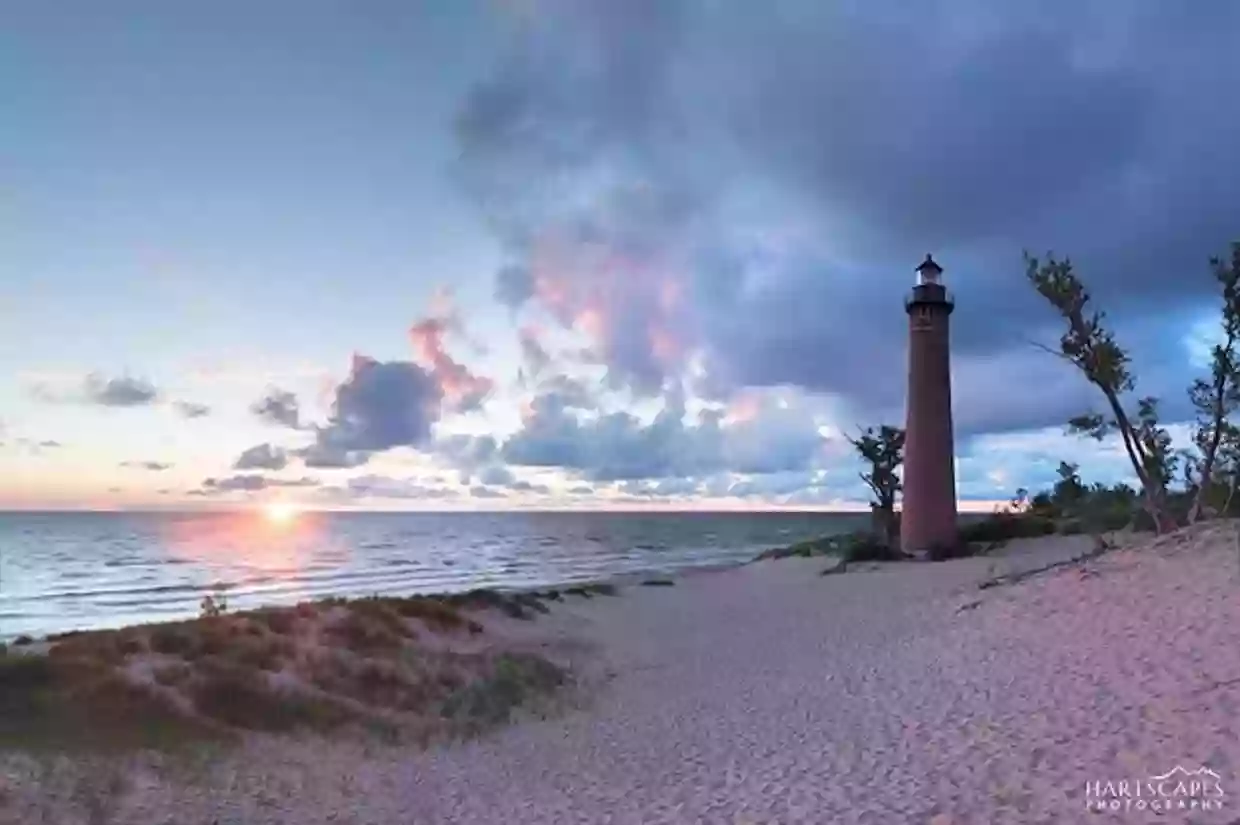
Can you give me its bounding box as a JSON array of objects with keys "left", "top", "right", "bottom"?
[{"left": 157, "top": 508, "right": 330, "bottom": 575}]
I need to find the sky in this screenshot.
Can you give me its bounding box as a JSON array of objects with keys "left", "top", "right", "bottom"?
[{"left": 2, "top": 0, "right": 1239, "bottom": 511}]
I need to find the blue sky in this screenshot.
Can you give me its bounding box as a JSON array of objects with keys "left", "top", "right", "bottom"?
[{"left": 2, "top": 0, "right": 1238, "bottom": 510}]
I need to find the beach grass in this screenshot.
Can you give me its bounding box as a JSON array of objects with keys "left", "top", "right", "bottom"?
[{"left": 0, "top": 591, "right": 569, "bottom": 755}]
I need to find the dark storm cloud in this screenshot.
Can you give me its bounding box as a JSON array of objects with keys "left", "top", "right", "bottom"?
[
  {"left": 233, "top": 443, "right": 288, "bottom": 471},
  {"left": 250, "top": 388, "right": 302, "bottom": 429},
  {"left": 458, "top": 1, "right": 1240, "bottom": 432}
]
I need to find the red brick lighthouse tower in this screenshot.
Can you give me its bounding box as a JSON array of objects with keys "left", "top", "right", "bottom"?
[{"left": 902, "top": 254, "right": 958, "bottom": 555}]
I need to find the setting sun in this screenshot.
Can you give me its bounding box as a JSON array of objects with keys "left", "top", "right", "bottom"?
[{"left": 263, "top": 502, "right": 300, "bottom": 525}]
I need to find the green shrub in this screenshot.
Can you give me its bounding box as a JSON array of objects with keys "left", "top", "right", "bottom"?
[
  {"left": 250, "top": 609, "right": 298, "bottom": 635},
  {"left": 328, "top": 610, "right": 406, "bottom": 654},
  {"left": 440, "top": 653, "right": 565, "bottom": 729},
  {"left": 390, "top": 598, "right": 467, "bottom": 631},
  {"left": 957, "top": 514, "right": 1056, "bottom": 544},
  {"left": 926, "top": 541, "right": 982, "bottom": 561},
  {"left": 840, "top": 533, "right": 906, "bottom": 562},
  {"left": 190, "top": 660, "right": 352, "bottom": 732}
]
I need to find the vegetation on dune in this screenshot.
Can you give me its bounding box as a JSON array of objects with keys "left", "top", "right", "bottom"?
[
  {"left": 751, "top": 425, "right": 912, "bottom": 565},
  {"left": 0, "top": 591, "right": 570, "bottom": 754},
  {"left": 849, "top": 424, "right": 907, "bottom": 553},
  {"left": 1026, "top": 242, "right": 1240, "bottom": 533}
]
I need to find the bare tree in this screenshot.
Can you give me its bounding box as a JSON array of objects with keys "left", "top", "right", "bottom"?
[
  {"left": 1187, "top": 242, "right": 1240, "bottom": 522},
  {"left": 1026, "top": 253, "right": 1175, "bottom": 532},
  {"left": 848, "top": 425, "right": 905, "bottom": 547}
]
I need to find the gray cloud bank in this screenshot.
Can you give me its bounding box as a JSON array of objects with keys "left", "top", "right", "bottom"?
[{"left": 457, "top": 0, "right": 1240, "bottom": 433}]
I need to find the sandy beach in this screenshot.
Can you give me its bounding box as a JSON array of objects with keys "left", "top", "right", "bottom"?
[{"left": 5, "top": 525, "right": 1240, "bottom": 824}]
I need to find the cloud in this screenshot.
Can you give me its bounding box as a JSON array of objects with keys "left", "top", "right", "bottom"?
[
  {"left": 532, "top": 374, "right": 596, "bottom": 411},
  {"left": 501, "top": 385, "right": 826, "bottom": 482},
  {"left": 495, "top": 264, "right": 534, "bottom": 310},
  {"left": 172, "top": 400, "right": 211, "bottom": 419},
  {"left": 233, "top": 443, "right": 289, "bottom": 471},
  {"left": 309, "top": 354, "right": 443, "bottom": 461},
  {"left": 456, "top": 1, "right": 1240, "bottom": 432},
  {"left": 433, "top": 433, "right": 503, "bottom": 484},
  {"left": 9, "top": 437, "right": 64, "bottom": 455},
  {"left": 120, "top": 460, "right": 173, "bottom": 471},
  {"left": 479, "top": 464, "right": 515, "bottom": 486},
  {"left": 469, "top": 485, "right": 507, "bottom": 499},
  {"left": 342, "top": 474, "right": 457, "bottom": 500},
  {"left": 618, "top": 477, "right": 699, "bottom": 498},
  {"left": 83, "top": 374, "right": 160, "bottom": 406},
  {"left": 510, "top": 479, "right": 550, "bottom": 495},
  {"left": 518, "top": 326, "right": 551, "bottom": 378},
  {"left": 294, "top": 443, "right": 369, "bottom": 469},
  {"left": 33, "top": 373, "right": 161, "bottom": 407},
  {"left": 409, "top": 299, "right": 494, "bottom": 412},
  {"left": 200, "top": 474, "right": 320, "bottom": 493},
  {"left": 250, "top": 388, "right": 302, "bottom": 429}
]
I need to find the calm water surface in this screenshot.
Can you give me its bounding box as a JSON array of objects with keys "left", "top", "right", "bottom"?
[{"left": 0, "top": 511, "right": 864, "bottom": 639}]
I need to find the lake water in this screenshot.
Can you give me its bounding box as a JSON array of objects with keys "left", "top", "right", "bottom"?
[{"left": 0, "top": 510, "right": 866, "bottom": 639}]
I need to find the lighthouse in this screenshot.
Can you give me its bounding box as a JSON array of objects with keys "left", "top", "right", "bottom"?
[{"left": 901, "top": 254, "right": 958, "bottom": 555}]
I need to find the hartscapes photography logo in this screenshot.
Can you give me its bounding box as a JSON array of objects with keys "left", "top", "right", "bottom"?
[{"left": 1085, "top": 765, "right": 1226, "bottom": 813}]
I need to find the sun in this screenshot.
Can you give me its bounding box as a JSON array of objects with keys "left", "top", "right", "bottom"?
[{"left": 263, "top": 502, "right": 300, "bottom": 525}]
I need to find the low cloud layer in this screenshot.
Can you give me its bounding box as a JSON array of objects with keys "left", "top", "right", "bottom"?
[
  {"left": 172, "top": 400, "right": 211, "bottom": 419},
  {"left": 199, "top": 474, "right": 320, "bottom": 494},
  {"left": 502, "top": 387, "right": 828, "bottom": 482},
  {"left": 234, "top": 443, "right": 289, "bottom": 471},
  {"left": 33, "top": 373, "right": 160, "bottom": 407},
  {"left": 120, "top": 460, "right": 173, "bottom": 472}
]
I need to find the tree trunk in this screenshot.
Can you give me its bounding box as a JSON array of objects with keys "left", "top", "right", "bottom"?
[
  {"left": 1189, "top": 415, "right": 1228, "bottom": 525},
  {"left": 1143, "top": 487, "right": 1177, "bottom": 533},
  {"left": 870, "top": 504, "right": 897, "bottom": 548},
  {"left": 1189, "top": 324, "right": 1236, "bottom": 523},
  {"left": 1100, "top": 386, "right": 1174, "bottom": 533}
]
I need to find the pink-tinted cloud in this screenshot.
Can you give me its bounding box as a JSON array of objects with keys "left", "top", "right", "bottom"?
[{"left": 409, "top": 299, "right": 495, "bottom": 412}]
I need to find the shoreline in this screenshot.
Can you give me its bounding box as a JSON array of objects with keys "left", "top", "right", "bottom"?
[{"left": 3, "top": 542, "right": 799, "bottom": 646}]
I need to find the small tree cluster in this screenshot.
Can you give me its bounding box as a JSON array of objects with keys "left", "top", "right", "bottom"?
[
  {"left": 1184, "top": 243, "right": 1240, "bottom": 521},
  {"left": 847, "top": 425, "right": 905, "bottom": 548},
  {"left": 1026, "top": 252, "right": 1177, "bottom": 532},
  {"left": 1027, "top": 242, "right": 1240, "bottom": 530}
]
